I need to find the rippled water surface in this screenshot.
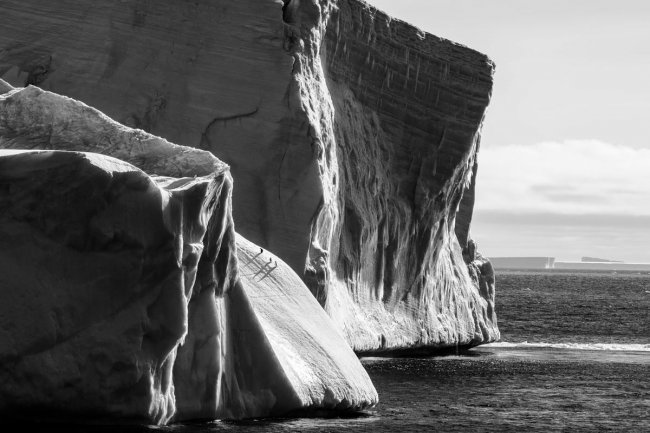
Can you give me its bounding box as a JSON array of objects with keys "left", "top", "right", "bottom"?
[
  {"left": 495, "top": 270, "right": 650, "bottom": 345},
  {"left": 21, "top": 271, "right": 650, "bottom": 432}
]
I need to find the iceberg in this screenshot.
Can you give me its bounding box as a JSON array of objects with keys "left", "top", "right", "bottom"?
[{"left": 0, "top": 84, "right": 377, "bottom": 424}]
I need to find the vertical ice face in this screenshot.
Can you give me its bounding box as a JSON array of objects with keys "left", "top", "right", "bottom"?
[
  {"left": 0, "top": 149, "right": 216, "bottom": 424},
  {"left": 0, "top": 0, "right": 499, "bottom": 353},
  {"left": 287, "top": 0, "right": 499, "bottom": 351}
]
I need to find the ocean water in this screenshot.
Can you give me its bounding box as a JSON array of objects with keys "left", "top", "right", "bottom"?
[{"left": 23, "top": 270, "right": 650, "bottom": 432}]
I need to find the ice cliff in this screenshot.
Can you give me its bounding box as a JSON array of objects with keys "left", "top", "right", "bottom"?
[
  {"left": 0, "top": 84, "right": 377, "bottom": 424},
  {"left": 0, "top": 0, "right": 498, "bottom": 352}
]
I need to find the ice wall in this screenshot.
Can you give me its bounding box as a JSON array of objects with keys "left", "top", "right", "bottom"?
[{"left": 309, "top": 0, "right": 499, "bottom": 351}]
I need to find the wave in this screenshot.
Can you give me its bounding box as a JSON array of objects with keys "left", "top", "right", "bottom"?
[{"left": 482, "top": 341, "right": 650, "bottom": 352}]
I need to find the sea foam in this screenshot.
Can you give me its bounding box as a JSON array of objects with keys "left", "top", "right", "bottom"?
[{"left": 483, "top": 341, "right": 650, "bottom": 352}]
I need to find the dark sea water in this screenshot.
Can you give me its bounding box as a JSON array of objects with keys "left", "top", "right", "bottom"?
[{"left": 22, "top": 270, "right": 650, "bottom": 432}]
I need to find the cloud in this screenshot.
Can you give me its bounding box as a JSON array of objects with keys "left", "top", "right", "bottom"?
[
  {"left": 474, "top": 211, "right": 650, "bottom": 229},
  {"left": 471, "top": 211, "right": 650, "bottom": 262},
  {"left": 475, "top": 140, "right": 650, "bottom": 216}
]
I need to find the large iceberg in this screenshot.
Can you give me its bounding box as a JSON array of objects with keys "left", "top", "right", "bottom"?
[
  {"left": 0, "top": 0, "right": 499, "bottom": 353},
  {"left": 0, "top": 83, "right": 377, "bottom": 424}
]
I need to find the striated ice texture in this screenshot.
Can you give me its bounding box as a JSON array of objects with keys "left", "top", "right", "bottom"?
[
  {"left": 290, "top": 0, "right": 499, "bottom": 352},
  {"left": 0, "top": 0, "right": 498, "bottom": 353},
  {"left": 0, "top": 83, "right": 377, "bottom": 424}
]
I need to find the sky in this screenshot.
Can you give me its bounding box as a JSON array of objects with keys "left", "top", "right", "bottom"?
[{"left": 369, "top": 0, "right": 650, "bottom": 262}]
